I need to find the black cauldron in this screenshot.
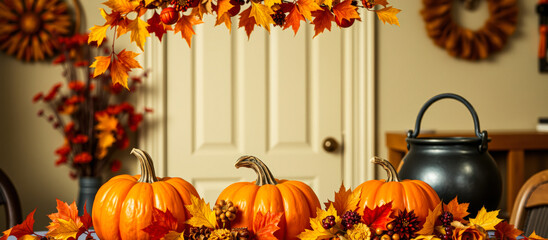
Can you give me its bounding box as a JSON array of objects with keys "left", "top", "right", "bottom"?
[{"left": 398, "top": 93, "right": 502, "bottom": 215}]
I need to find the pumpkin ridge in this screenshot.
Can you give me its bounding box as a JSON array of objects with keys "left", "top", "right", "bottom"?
[
  {"left": 93, "top": 178, "right": 136, "bottom": 240},
  {"left": 151, "top": 181, "right": 186, "bottom": 230},
  {"left": 120, "top": 182, "right": 155, "bottom": 239},
  {"left": 283, "top": 181, "right": 320, "bottom": 217},
  {"left": 276, "top": 182, "right": 310, "bottom": 240}
]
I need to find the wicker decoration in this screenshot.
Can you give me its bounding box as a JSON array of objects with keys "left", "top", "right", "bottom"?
[
  {"left": 421, "top": 0, "right": 518, "bottom": 60},
  {"left": 0, "top": 0, "right": 73, "bottom": 62}
]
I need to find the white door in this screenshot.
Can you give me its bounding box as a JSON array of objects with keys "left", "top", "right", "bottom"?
[{"left": 140, "top": 14, "right": 377, "bottom": 205}]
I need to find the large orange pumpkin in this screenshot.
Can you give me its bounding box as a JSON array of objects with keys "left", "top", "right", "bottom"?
[
  {"left": 216, "top": 156, "right": 320, "bottom": 240},
  {"left": 92, "top": 148, "right": 200, "bottom": 240},
  {"left": 353, "top": 157, "right": 440, "bottom": 224}
]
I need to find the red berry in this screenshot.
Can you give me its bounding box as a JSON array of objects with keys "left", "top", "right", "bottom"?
[
  {"left": 335, "top": 17, "right": 355, "bottom": 28},
  {"left": 362, "top": 0, "right": 374, "bottom": 8},
  {"left": 160, "top": 7, "right": 180, "bottom": 25}
]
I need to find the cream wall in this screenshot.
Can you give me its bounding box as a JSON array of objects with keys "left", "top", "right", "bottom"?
[{"left": 377, "top": 0, "right": 548, "bottom": 160}]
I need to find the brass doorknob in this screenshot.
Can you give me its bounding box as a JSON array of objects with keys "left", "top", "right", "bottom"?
[{"left": 323, "top": 137, "right": 339, "bottom": 152}]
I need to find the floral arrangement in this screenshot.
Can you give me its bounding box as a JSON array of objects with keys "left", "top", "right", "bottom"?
[
  {"left": 32, "top": 32, "right": 149, "bottom": 179},
  {"left": 87, "top": 0, "right": 401, "bottom": 90},
  {"left": 297, "top": 185, "right": 546, "bottom": 240}
]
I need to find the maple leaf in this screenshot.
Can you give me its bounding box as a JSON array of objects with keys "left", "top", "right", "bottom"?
[
  {"left": 296, "top": 0, "right": 321, "bottom": 21},
  {"left": 147, "top": 12, "right": 170, "bottom": 41},
  {"left": 374, "top": 0, "right": 389, "bottom": 7},
  {"left": 164, "top": 231, "right": 185, "bottom": 240},
  {"left": 494, "top": 222, "right": 523, "bottom": 240},
  {"left": 128, "top": 17, "right": 150, "bottom": 51},
  {"left": 174, "top": 14, "right": 204, "bottom": 47},
  {"left": 9, "top": 209, "right": 36, "bottom": 238},
  {"left": 0, "top": 229, "right": 11, "bottom": 240},
  {"left": 414, "top": 235, "right": 441, "bottom": 240},
  {"left": 417, "top": 202, "right": 442, "bottom": 235},
  {"left": 191, "top": 3, "right": 209, "bottom": 19},
  {"left": 185, "top": 195, "right": 217, "bottom": 229},
  {"left": 102, "top": 0, "right": 139, "bottom": 14},
  {"left": 332, "top": 0, "right": 360, "bottom": 23},
  {"left": 375, "top": 6, "right": 401, "bottom": 26},
  {"left": 264, "top": 0, "right": 281, "bottom": 8},
  {"left": 215, "top": 12, "right": 232, "bottom": 31},
  {"left": 90, "top": 55, "right": 111, "bottom": 78},
  {"left": 324, "top": 184, "right": 361, "bottom": 216},
  {"left": 298, "top": 204, "right": 339, "bottom": 240},
  {"left": 250, "top": 2, "right": 275, "bottom": 32},
  {"left": 217, "top": 0, "right": 234, "bottom": 18},
  {"left": 283, "top": 3, "right": 305, "bottom": 34},
  {"left": 529, "top": 231, "right": 548, "bottom": 240},
  {"left": 444, "top": 197, "right": 470, "bottom": 222},
  {"left": 142, "top": 208, "right": 179, "bottom": 240},
  {"left": 80, "top": 203, "right": 93, "bottom": 230},
  {"left": 239, "top": 6, "right": 256, "bottom": 38},
  {"left": 202, "top": 0, "right": 214, "bottom": 14},
  {"left": 311, "top": 7, "right": 334, "bottom": 37},
  {"left": 361, "top": 202, "right": 394, "bottom": 231},
  {"left": 469, "top": 207, "right": 502, "bottom": 231},
  {"left": 46, "top": 219, "right": 83, "bottom": 240},
  {"left": 109, "top": 49, "right": 142, "bottom": 89},
  {"left": 88, "top": 24, "right": 110, "bottom": 47},
  {"left": 95, "top": 113, "right": 118, "bottom": 132},
  {"left": 253, "top": 212, "right": 283, "bottom": 240}
]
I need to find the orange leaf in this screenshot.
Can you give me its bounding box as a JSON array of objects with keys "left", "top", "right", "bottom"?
[
  {"left": 0, "top": 228, "right": 11, "bottom": 240},
  {"left": 88, "top": 24, "right": 109, "bottom": 47},
  {"left": 90, "top": 55, "right": 111, "bottom": 78},
  {"left": 250, "top": 2, "right": 275, "bottom": 32},
  {"left": 324, "top": 183, "right": 361, "bottom": 216},
  {"left": 494, "top": 222, "right": 523, "bottom": 240},
  {"left": 417, "top": 202, "right": 442, "bottom": 235},
  {"left": 375, "top": 6, "right": 401, "bottom": 26},
  {"left": 283, "top": 3, "right": 305, "bottom": 34},
  {"left": 102, "top": 0, "right": 139, "bottom": 14},
  {"left": 444, "top": 197, "right": 469, "bottom": 222},
  {"left": 174, "top": 14, "right": 204, "bottom": 47},
  {"left": 374, "top": 0, "right": 389, "bottom": 7},
  {"left": 47, "top": 200, "right": 80, "bottom": 225},
  {"left": 10, "top": 209, "right": 36, "bottom": 238},
  {"left": 111, "top": 57, "right": 131, "bottom": 89},
  {"left": 361, "top": 202, "right": 394, "bottom": 231},
  {"left": 217, "top": 0, "right": 234, "bottom": 19},
  {"left": 238, "top": 6, "right": 256, "bottom": 39},
  {"left": 296, "top": 0, "right": 321, "bottom": 21},
  {"left": 128, "top": 17, "right": 150, "bottom": 51},
  {"left": 215, "top": 12, "right": 232, "bottom": 31},
  {"left": 332, "top": 0, "right": 360, "bottom": 23},
  {"left": 191, "top": 3, "right": 209, "bottom": 19},
  {"left": 253, "top": 212, "right": 283, "bottom": 240},
  {"left": 311, "top": 7, "right": 334, "bottom": 37},
  {"left": 529, "top": 231, "right": 548, "bottom": 240}
]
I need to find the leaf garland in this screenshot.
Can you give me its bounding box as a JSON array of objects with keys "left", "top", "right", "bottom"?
[{"left": 89, "top": 0, "right": 400, "bottom": 90}]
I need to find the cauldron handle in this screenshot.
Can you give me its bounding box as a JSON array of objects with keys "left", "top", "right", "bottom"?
[{"left": 406, "top": 93, "right": 488, "bottom": 152}]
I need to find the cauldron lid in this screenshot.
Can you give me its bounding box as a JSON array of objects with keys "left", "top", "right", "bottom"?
[{"left": 406, "top": 136, "right": 491, "bottom": 145}]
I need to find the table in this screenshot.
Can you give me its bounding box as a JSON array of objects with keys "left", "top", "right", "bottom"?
[{"left": 386, "top": 130, "right": 548, "bottom": 215}]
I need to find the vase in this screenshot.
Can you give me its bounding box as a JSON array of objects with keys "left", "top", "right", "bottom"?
[{"left": 77, "top": 177, "right": 101, "bottom": 216}]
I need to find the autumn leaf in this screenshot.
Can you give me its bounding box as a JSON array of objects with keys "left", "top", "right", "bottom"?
[
  {"left": 332, "top": 0, "right": 360, "bottom": 23},
  {"left": 107, "top": 49, "right": 142, "bottom": 89},
  {"left": 147, "top": 11, "right": 170, "bottom": 41},
  {"left": 239, "top": 6, "right": 256, "bottom": 38},
  {"left": 250, "top": 2, "right": 275, "bottom": 32},
  {"left": 191, "top": 3, "right": 209, "bottom": 19},
  {"left": 297, "top": 204, "right": 339, "bottom": 240},
  {"left": 0, "top": 228, "right": 11, "bottom": 240},
  {"left": 253, "top": 211, "right": 283, "bottom": 240},
  {"left": 96, "top": 113, "right": 119, "bottom": 132},
  {"left": 494, "top": 222, "right": 523, "bottom": 240},
  {"left": 324, "top": 184, "right": 361, "bottom": 216},
  {"left": 47, "top": 200, "right": 83, "bottom": 238},
  {"left": 90, "top": 55, "right": 111, "bottom": 78},
  {"left": 128, "top": 17, "right": 150, "bottom": 51},
  {"left": 469, "top": 207, "right": 502, "bottom": 231},
  {"left": 264, "top": 0, "right": 281, "bottom": 8},
  {"left": 215, "top": 12, "right": 232, "bottom": 31},
  {"left": 217, "top": 0, "right": 234, "bottom": 18},
  {"left": 529, "top": 231, "right": 548, "bottom": 240},
  {"left": 46, "top": 219, "right": 82, "bottom": 240},
  {"left": 80, "top": 203, "right": 93, "bottom": 230},
  {"left": 375, "top": 6, "right": 401, "bottom": 26},
  {"left": 174, "top": 14, "right": 203, "bottom": 47},
  {"left": 164, "top": 231, "right": 185, "bottom": 240},
  {"left": 185, "top": 195, "right": 217, "bottom": 229},
  {"left": 417, "top": 202, "right": 442, "bottom": 235},
  {"left": 88, "top": 24, "right": 110, "bottom": 47},
  {"left": 374, "top": 0, "right": 389, "bottom": 7},
  {"left": 311, "top": 7, "right": 334, "bottom": 37},
  {"left": 102, "top": 0, "right": 139, "bottom": 14},
  {"left": 444, "top": 197, "right": 470, "bottom": 222},
  {"left": 296, "top": 0, "right": 321, "bottom": 21},
  {"left": 283, "top": 3, "right": 305, "bottom": 34},
  {"left": 202, "top": 0, "right": 214, "bottom": 14},
  {"left": 142, "top": 208, "right": 179, "bottom": 240},
  {"left": 9, "top": 209, "right": 36, "bottom": 238},
  {"left": 361, "top": 201, "right": 394, "bottom": 231},
  {"left": 414, "top": 235, "right": 441, "bottom": 240}
]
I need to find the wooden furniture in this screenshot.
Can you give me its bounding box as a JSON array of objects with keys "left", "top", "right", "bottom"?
[
  {"left": 0, "top": 168, "right": 22, "bottom": 229},
  {"left": 510, "top": 169, "right": 548, "bottom": 236},
  {"left": 386, "top": 131, "right": 548, "bottom": 215}
]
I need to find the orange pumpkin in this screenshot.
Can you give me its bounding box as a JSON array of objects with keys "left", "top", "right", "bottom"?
[
  {"left": 216, "top": 156, "right": 320, "bottom": 240},
  {"left": 353, "top": 157, "right": 440, "bottom": 224},
  {"left": 92, "top": 148, "right": 200, "bottom": 240}
]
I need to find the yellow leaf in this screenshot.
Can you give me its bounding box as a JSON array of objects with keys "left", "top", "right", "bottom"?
[
  {"left": 90, "top": 55, "right": 111, "bottom": 78},
  {"left": 19, "top": 235, "right": 41, "bottom": 240},
  {"left": 117, "top": 49, "right": 142, "bottom": 69},
  {"left": 296, "top": 0, "right": 321, "bottom": 21},
  {"left": 215, "top": 12, "right": 232, "bottom": 31},
  {"left": 46, "top": 219, "right": 82, "bottom": 240},
  {"left": 469, "top": 207, "right": 502, "bottom": 231},
  {"left": 308, "top": 204, "right": 339, "bottom": 237},
  {"left": 95, "top": 114, "right": 118, "bottom": 132},
  {"left": 144, "top": 0, "right": 155, "bottom": 5},
  {"left": 375, "top": 6, "right": 401, "bottom": 26},
  {"left": 217, "top": 0, "right": 233, "bottom": 18},
  {"left": 417, "top": 202, "right": 442, "bottom": 235},
  {"left": 324, "top": 184, "right": 361, "bottom": 216},
  {"left": 414, "top": 235, "right": 441, "bottom": 240},
  {"left": 88, "top": 24, "right": 109, "bottom": 46},
  {"left": 250, "top": 2, "right": 275, "bottom": 32},
  {"left": 529, "top": 231, "right": 548, "bottom": 240},
  {"left": 185, "top": 195, "right": 217, "bottom": 229},
  {"left": 109, "top": 50, "right": 141, "bottom": 89},
  {"left": 164, "top": 231, "right": 185, "bottom": 240},
  {"left": 128, "top": 17, "right": 150, "bottom": 51},
  {"left": 264, "top": 0, "right": 281, "bottom": 9},
  {"left": 102, "top": 0, "right": 139, "bottom": 14}
]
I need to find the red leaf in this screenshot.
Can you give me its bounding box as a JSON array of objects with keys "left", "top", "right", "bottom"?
[
  {"left": 311, "top": 7, "right": 334, "bottom": 37},
  {"left": 142, "top": 208, "right": 179, "bottom": 240},
  {"left": 238, "top": 6, "right": 256, "bottom": 39},
  {"left": 495, "top": 222, "right": 523, "bottom": 240},
  {"left": 10, "top": 209, "right": 36, "bottom": 238},
  {"left": 253, "top": 212, "right": 283, "bottom": 240},
  {"left": 80, "top": 203, "right": 93, "bottom": 230},
  {"left": 283, "top": 3, "right": 304, "bottom": 35},
  {"left": 147, "top": 11, "right": 170, "bottom": 41},
  {"left": 332, "top": 0, "right": 360, "bottom": 23},
  {"left": 362, "top": 202, "right": 394, "bottom": 231}
]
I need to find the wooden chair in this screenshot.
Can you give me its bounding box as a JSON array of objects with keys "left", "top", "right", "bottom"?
[
  {"left": 510, "top": 169, "right": 548, "bottom": 236},
  {"left": 0, "top": 169, "right": 22, "bottom": 229}
]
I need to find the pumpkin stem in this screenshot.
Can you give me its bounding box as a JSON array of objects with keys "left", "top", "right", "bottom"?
[
  {"left": 235, "top": 156, "right": 278, "bottom": 186},
  {"left": 370, "top": 156, "right": 400, "bottom": 182},
  {"left": 131, "top": 148, "right": 158, "bottom": 183}
]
